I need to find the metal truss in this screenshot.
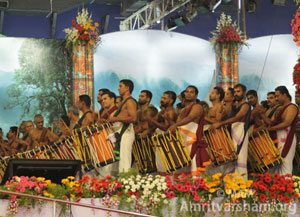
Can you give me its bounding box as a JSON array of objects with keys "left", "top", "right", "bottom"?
[{"left": 119, "top": 0, "right": 191, "bottom": 31}]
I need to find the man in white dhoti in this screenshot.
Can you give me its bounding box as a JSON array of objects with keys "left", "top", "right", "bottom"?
[
  {"left": 210, "top": 84, "right": 251, "bottom": 179},
  {"left": 109, "top": 79, "right": 137, "bottom": 173},
  {"left": 263, "top": 86, "right": 298, "bottom": 175}
]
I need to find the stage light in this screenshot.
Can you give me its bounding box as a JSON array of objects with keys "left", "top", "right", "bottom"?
[{"left": 271, "top": 0, "right": 286, "bottom": 6}]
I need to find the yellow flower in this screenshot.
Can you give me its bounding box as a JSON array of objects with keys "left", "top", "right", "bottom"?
[
  {"left": 61, "top": 179, "right": 69, "bottom": 185},
  {"left": 71, "top": 194, "right": 76, "bottom": 199},
  {"left": 296, "top": 188, "right": 300, "bottom": 193},
  {"left": 294, "top": 182, "right": 298, "bottom": 188},
  {"left": 68, "top": 176, "right": 75, "bottom": 180},
  {"left": 84, "top": 25, "right": 89, "bottom": 30},
  {"left": 37, "top": 177, "right": 45, "bottom": 182},
  {"left": 95, "top": 22, "right": 99, "bottom": 27},
  {"left": 45, "top": 180, "right": 51, "bottom": 185},
  {"left": 89, "top": 41, "right": 94, "bottom": 45},
  {"left": 90, "top": 27, "right": 95, "bottom": 31},
  {"left": 241, "top": 191, "right": 247, "bottom": 198},
  {"left": 84, "top": 31, "right": 88, "bottom": 34},
  {"left": 225, "top": 189, "right": 232, "bottom": 195}
]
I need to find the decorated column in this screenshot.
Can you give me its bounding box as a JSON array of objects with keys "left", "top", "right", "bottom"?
[
  {"left": 72, "top": 44, "right": 94, "bottom": 106},
  {"left": 64, "top": 8, "right": 100, "bottom": 106},
  {"left": 210, "top": 13, "right": 246, "bottom": 90},
  {"left": 215, "top": 44, "right": 239, "bottom": 90}
]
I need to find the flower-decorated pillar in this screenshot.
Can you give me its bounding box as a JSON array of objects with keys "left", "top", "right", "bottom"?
[
  {"left": 211, "top": 13, "right": 244, "bottom": 90},
  {"left": 215, "top": 43, "right": 239, "bottom": 90},
  {"left": 64, "top": 8, "right": 100, "bottom": 106},
  {"left": 72, "top": 44, "right": 94, "bottom": 106}
]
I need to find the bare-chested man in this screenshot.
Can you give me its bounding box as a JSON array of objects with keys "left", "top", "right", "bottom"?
[
  {"left": 7, "top": 126, "right": 28, "bottom": 155},
  {"left": 68, "top": 106, "right": 79, "bottom": 130},
  {"left": 108, "top": 79, "right": 137, "bottom": 173},
  {"left": 57, "top": 115, "right": 71, "bottom": 139},
  {"left": 210, "top": 84, "right": 251, "bottom": 179},
  {"left": 28, "top": 114, "right": 59, "bottom": 149},
  {"left": 205, "top": 86, "right": 224, "bottom": 124},
  {"left": 134, "top": 90, "right": 152, "bottom": 134},
  {"left": 20, "top": 120, "right": 34, "bottom": 151},
  {"left": 148, "top": 91, "right": 176, "bottom": 131},
  {"left": 74, "top": 95, "right": 94, "bottom": 129},
  {"left": 222, "top": 87, "right": 235, "bottom": 120},
  {"left": 263, "top": 86, "right": 298, "bottom": 175},
  {"left": 246, "top": 90, "right": 264, "bottom": 133}
]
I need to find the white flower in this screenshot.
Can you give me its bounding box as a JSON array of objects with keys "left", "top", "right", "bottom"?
[
  {"left": 163, "top": 199, "right": 168, "bottom": 204},
  {"left": 157, "top": 186, "right": 162, "bottom": 191},
  {"left": 136, "top": 175, "right": 141, "bottom": 180},
  {"left": 125, "top": 185, "right": 130, "bottom": 190},
  {"left": 131, "top": 195, "right": 136, "bottom": 200},
  {"left": 161, "top": 194, "right": 166, "bottom": 199},
  {"left": 123, "top": 180, "right": 128, "bottom": 184},
  {"left": 127, "top": 198, "right": 131, "bottom": 203},
  {"left": 129, "top": 181, "right": 134, "bottom": 186}
]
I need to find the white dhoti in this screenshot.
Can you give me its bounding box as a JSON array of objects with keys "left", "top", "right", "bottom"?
[
  {"left": 111, "top": 122, "right": 135, "bottom": 173},
  {"left": 269, "top": 127, "right": 296, "bottom": 175},
  {"left": 229, "top": 122, "right": 249, "bottom": 179}
]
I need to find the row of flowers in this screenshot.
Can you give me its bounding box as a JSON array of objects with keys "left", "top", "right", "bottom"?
[{"left": 0, "top": 170, "right": 300, "bottom": 216}]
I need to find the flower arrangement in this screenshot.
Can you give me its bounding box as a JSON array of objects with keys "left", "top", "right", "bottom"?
[
  {"left": 251, "top": 173, "right": 298, "bottom": 206},
  {"left": 210, "top": 13, "right": 246, "bottom": 50},
  {"left": 5, "top": 176, "right": 50, "bottom": 215},
  {"left": 118, "top": 174, "right": 168, "bottom": 216},
  {"left": 223, "top": 173, "right": 253, "bottom": 204},
  {"left": 2, "top": 172, "right": 300, "bottom": 217},
  {"left": 291, "top": 8, "right": 300, "bottom": 46},
  {"left": 64, "top": 8, "right": 101, "bottom": 49},
  {"left": 293, "top": 58, "right": 300, "bottom": 91}
]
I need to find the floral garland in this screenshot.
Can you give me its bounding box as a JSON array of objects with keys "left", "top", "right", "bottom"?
[
  {"left": 64, "top": 8, "right": 101, "bottom": 49},
  {"left": 291, "top": 8, "right": 300, "bottom": 46},
  {"left": 293, "top": 58, "right": 300, "bottom": 91},
  {"left": 210, "top": 13, "right": 246, "bottom": 50}
]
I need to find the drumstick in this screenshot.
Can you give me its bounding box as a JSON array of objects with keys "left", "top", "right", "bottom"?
[{"left": 60, "top": 118, "right": 72, "bottom": 134}]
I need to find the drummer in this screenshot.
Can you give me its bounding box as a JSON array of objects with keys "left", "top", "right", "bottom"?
[
  {"left": 99, "top": 91, "right": 118, "bottom": 122},
  {"left": 95, "top": 88, "right": 110, "bottom": 121},
  {"left": 27, "top": 114, "right": 59, "bottom": 149},
  {"left": 7, "top": 126, "right": 28, "bottom": 155},
  {"left": 205, "top": 87, "right": 224, "bottom": 124},
  {"left": 134, "top": 90, "right": 152, "bottom": 135},
  {"left": 265, "top": 86, "right": 298, "bottom": 175},
  {"left": 147, "top": 91, "right": 177, "bottom": 131},
  {"left": 67, "top": 106, "right": 80, "bottom": 130},
  {"left": 108, "top": 79, "right": 137, "bottom": 173},
  {"left": 265, "top": 92, "right": 281, "bottom": 121},
  {"left": 222, "top": 87, "right": 235, "bottom": 120},
  {"left": 0, "top": 128, "right": 9, "bottom": 156},
  {"left": 246, "top": 90, "right": 264, "bottom": 134},
  {"left": 169, "top": 85, "right": 210, "bottom": 175},
  {"left": 74, "top": 95, "right": 94, "bottom": 129},
  {"left": 210, "top": 84, "right": 251, "bottom": 179}
]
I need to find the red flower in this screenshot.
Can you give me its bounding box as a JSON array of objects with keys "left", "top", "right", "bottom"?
[
  {"left": 270, "top": 193, "right": 276, "bottom": 199},
  {"left": 106, "top": 175, "right": 112, "bottom": 179},
  {"left": 193, "top": 195, "right": 200, "bottom": 202},
  {"left": 118, "top": 192, "right": 123, "bottom": 196},
  {"left": 259, "top": 194, "right": 267, "bottom": 202},
  {"left": 264, "top": 176, "right": 272, "bottom": 183},
  {"left": 167, "top": 191, "right": 175, "bottom": 199},
  {"left": 277, "top": 194, "right": 284, "bottom": 201},
  {"left": 72, "top": 19, "right": 76, "bottom": 24},
  {"left": 283, "top": 196, "right": 290, "bottom": 203},
  {"left": 273, "top": 173, "right": 280, "bottom": 179},
  {"left": 286, "top": 188, "right": 294, "bottom": 193},
  {"left": 176, "top": 184, "right": 183, "bottom": 191}
]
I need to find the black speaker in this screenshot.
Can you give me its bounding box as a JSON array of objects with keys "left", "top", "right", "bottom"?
[{"left": 1, "top": 159, "right": 82, "bottom": 185}]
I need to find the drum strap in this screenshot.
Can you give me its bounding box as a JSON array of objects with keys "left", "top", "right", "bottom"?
[
  {"left": 267, "top": 104, "right": 280, "bottom": 119},
  {"left": 74, "top": 111, "right": 93, "bottom": 129},
  {"left": 113, "top": 97, "right": 136, "bottom": 155},
  {"left": 270, "top": 103, "right": 298, "bottom": 158}
]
